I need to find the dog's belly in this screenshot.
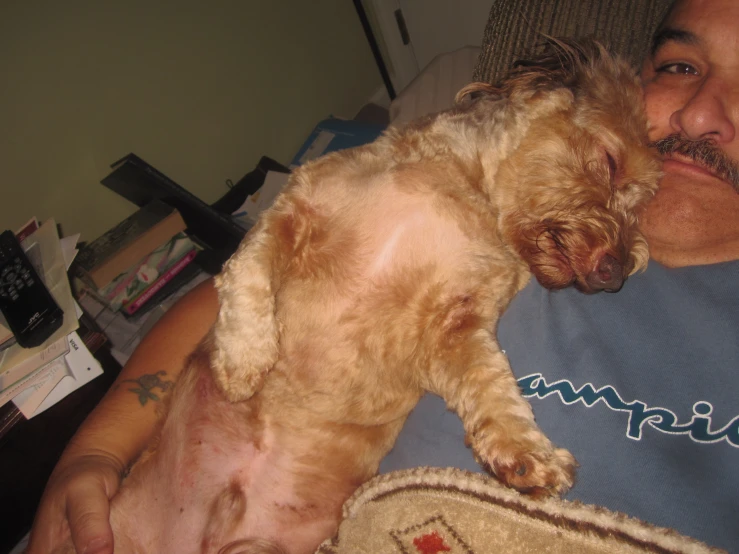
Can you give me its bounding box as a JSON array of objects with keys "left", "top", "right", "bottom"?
[
  {"left": 107, "top": 184, "right": 519, "bottom": 553},
  {"left": 109, "top": 360, "right": 358, "bottom": 554}
]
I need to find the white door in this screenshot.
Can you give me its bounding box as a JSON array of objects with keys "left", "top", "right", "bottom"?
[{"left": 365, "top": 0, "right": 492, "bottom": 93}]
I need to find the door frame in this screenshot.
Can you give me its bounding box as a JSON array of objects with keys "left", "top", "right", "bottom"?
[{"left": 361, "top": 0, "right": 421, "bottom": 95}]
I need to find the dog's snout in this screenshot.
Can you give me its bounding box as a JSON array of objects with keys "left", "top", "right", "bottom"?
[{"left": 586, "top": 254, "right": 624, "bottom": 292}]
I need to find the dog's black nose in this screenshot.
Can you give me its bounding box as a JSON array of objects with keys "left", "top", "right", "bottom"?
[{"left": 586, "top": 254, "right": 624, "bottom": 292}]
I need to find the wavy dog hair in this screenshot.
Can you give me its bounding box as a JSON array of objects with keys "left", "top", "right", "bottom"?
[{"left": 456, "top": 37, "right": 618, "bottom": 101}]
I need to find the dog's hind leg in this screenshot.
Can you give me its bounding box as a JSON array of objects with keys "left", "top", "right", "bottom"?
[
  {"left": 201, "top": 480, "right": 287, "bottom": 554},
  {"left": 427, "top": 328, "right": 577, "bottom": 497}
]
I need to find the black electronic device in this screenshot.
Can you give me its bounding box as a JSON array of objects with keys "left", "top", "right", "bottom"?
[{"left": 0, "top": 230, "right": 64, "bottom": 348}]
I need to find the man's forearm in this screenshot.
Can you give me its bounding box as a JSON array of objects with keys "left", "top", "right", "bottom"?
[{"left": 59, "top": 278, "right": 220, "bottom": 469}]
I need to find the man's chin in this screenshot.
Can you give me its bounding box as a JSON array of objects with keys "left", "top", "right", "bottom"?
[
  {"left": 640, "top": 170, "right": 739, "bottom": 263},
  {"left": 644, "top": 176, "right": 716, "bottom": 227}
]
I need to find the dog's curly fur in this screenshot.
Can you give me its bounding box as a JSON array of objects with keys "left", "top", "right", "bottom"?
[{"left": 53, "top": 40, "right": 661, "bottom": 554}]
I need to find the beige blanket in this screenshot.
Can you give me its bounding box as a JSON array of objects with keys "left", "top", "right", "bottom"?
[{"left": 317, "top": 467, "right": 724, "bottom": 554}]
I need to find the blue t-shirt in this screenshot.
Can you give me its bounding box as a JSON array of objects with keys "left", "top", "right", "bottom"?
[{"left": 380, "top": 260, "right": 738, "bottom": 552}]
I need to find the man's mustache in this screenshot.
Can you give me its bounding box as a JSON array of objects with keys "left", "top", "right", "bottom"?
[{"left": 650, "top": 134, "right": 739, "bottom": 192}]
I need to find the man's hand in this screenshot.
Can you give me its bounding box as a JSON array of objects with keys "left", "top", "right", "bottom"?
[
  {"left": 24, "top": 280, "right": 219, "bottom": 553},
  {"left": 26, "top": 452, "right": 123, "bottom": 554}
]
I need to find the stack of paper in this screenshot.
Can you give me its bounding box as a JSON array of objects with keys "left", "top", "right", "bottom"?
[
  {"left": 231, "top": 170, "right": 290, "bottom": 228},
  {"left": 0, "top": 219, "right": 103, "bottom": 418}
]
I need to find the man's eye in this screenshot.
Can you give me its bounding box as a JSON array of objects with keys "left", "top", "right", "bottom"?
[{"left": 656, "top": 62, "right": 699, "bottom": 75}]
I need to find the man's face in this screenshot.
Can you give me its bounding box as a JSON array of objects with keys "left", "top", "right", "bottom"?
[{"left": 639, "top": 0, "right": 739, "bottom": 265}]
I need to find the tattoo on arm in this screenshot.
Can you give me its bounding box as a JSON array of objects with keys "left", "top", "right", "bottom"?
[{"left": 119, "top": 371, "right": 174, "bottom": 406}]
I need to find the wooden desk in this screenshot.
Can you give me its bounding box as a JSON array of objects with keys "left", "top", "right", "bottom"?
[{"left": 0, "top": 347, "right": 121, "bottom": 554}]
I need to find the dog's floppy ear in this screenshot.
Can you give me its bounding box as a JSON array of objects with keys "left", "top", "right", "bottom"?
[
  {"left": 497, "top": 37, "right": 609, "bottom": 95},
  {"left": 454, "top": 82, "right": 501, "bottom": 105},
  {"left": 456, "top": 39, "right": 610, "bottom": 106}
]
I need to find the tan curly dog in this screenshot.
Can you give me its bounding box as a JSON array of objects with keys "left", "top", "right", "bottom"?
[{"left": 55, "top": 40, "right": 661, "bottom": 554}]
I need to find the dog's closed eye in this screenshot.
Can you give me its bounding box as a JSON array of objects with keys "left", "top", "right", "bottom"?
[{"left": 606, "top": 151, "right": 618, "bottom": 187}]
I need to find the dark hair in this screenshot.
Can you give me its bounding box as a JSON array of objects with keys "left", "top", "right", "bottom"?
[{"left": 650, "top": 0, "right": 681, "bottom": 55}]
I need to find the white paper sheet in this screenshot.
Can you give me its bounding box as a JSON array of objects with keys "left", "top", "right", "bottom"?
[
  {"left": 13, "top": 331, "right": 103, "bottom": 417},
  {"left": 231, "top": 170, "right": 290, "bottom": 226}
]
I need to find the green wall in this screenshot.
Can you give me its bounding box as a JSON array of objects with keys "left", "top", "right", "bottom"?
[{"left": 1, "top": 1, "right": 381, "bottom": 241}]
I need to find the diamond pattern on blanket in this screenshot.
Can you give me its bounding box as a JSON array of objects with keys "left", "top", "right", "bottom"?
[{"left": 390, "top": 515, "right": 474, "bottom": 554}]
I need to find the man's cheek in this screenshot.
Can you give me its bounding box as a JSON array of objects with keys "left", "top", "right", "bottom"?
[{"left": 643, "top": 84, "right": 674, "bottom": 141}]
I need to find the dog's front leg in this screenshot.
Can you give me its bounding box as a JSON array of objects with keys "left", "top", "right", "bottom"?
[
  {"left": 212, "top": 211, "right": 287, "bottom": 402},
  {"left": 428, "top": 328, "right": 577, "bottom": 496}
]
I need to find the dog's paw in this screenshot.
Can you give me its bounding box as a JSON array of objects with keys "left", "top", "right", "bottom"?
[
  {"left": 478, "top": 439, "right": 578, "bottom": 497},
  {"left": 211, "top": 362, "right": 267, "bottom": 403},
  {"left": 210, "top": 346, "right": 272, "bottom": 403}
]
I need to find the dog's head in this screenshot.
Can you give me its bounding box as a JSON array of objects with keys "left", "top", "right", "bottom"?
[{"left": 460, "top": 39, "right": 662, "bottom": 293}]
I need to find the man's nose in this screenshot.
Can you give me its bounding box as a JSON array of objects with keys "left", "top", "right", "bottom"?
[{"left": 669, "top": 77, "right": 736, "bottom": 143}]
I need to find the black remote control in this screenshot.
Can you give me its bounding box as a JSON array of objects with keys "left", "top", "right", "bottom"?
[{"left": 0, "top": 230, "right": 64, "bottom": 348}]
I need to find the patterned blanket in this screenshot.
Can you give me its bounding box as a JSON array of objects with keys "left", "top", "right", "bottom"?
[{"left": 317, "top": 468, "right": 723, "bottom": 554}]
